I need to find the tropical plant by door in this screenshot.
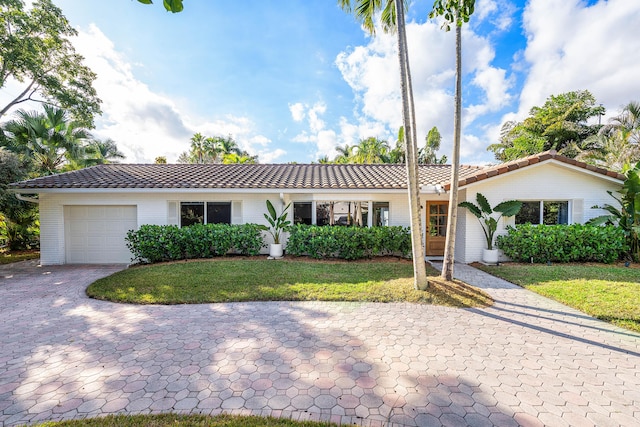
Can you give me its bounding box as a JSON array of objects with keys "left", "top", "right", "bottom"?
[{"left": 459, "top": 193, "right": 522, "bottom": 250}]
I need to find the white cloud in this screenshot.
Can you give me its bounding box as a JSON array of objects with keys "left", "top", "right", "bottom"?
[
  {"left": 289, "top": 103, "right": 305, "bottom": 122},
  {"left": 475, "top": 0, "right": 517, "bottom": 32},
  {"left": 72, "top": 24, "right": 280, "bottom": 163},
  {"left": 335, "top": 18, "right": 512, "bottom": 164},
  {"left": 518, "top": 0, "right": 640, "bottom": 121}
]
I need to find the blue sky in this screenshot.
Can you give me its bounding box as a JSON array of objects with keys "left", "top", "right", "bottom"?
[{"left": 9, "top": 0, "right": 640, "bottom": 164}]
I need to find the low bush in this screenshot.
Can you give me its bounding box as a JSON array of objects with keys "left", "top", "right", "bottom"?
[
  {"left": 496, "top": 223, "right": 627, "bottom": 264},
  {"left": 126, "top": 223, "right": 265, "bottom": 263},
  {"left": 286, "top": 225, "right": 411, "bottom": 260}
]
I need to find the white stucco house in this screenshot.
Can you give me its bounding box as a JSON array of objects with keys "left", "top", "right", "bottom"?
[{"left": 9, "top": 150, "right": 625, "bottom": 265}]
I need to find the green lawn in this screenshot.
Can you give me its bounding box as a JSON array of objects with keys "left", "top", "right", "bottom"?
[
  {"left": 0, "top": 249, "right": 39, "bottom": 264},
  {"left": 477, "top": 263, "right": 640, "bottom": 333},
  {"left": 87, "top": 258, "right": 492, "bottom": 308},
  {"left": 36, "top": 413, "right": 336, "bottom": 426}
]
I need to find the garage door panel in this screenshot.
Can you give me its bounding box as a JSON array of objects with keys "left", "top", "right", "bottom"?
[{"left": 64, "top": 205, "right": 137, "bottom": 264}]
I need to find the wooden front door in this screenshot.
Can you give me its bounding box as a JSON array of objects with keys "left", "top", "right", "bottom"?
[{"left": 425, "top": 201, "right": 448, "bottom": 256}]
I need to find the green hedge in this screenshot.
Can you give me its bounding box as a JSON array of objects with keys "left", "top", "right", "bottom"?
[
  {"left": 126, "top": 223, "right": 265, "bottom": 263},
  {"left": 496, "top": 223, "right": 627, "bottom": 264},
  {"left": 286, "top": 225, "right": 411, "bottom": 260}
]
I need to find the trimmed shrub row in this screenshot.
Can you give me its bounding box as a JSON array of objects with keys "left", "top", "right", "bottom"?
[
  {"left": 126, "top": 223, "right": 265, "bottom": 263},
  {"left": 286, "top": 225, "right": 411, "bottom": 260},
  {"left": 496, "top": 223, "right": 627, "bottom": 264}
]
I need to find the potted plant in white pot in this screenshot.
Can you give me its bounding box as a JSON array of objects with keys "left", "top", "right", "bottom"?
[
  {"left": 259, "top": 199, "right": 291, "bottom": 258},
  {"left": 459, "top": 193, "right": 522, "bottom": 264}
]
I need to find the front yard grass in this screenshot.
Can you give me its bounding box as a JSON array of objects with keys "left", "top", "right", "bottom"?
[
  {"left": 476, "top": 262, "right": 640, "bottom": 333},
  {"left": 37, "top": 413, "right": 337, "bottom": 426},
  {"left": 87, "top": 257, "right": 492, "bottom": 308}
]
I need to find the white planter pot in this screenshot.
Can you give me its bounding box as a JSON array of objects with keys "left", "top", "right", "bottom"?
[
  {"left": 269, "top": 243, "right": 283, "bottom": 258},
  {"left": 482, "top": 248, "right": 499, "bottom": 264}
]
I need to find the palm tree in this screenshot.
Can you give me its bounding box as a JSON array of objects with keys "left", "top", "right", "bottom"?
[
  {"left": 216, "top": 135, "right": 242, "bottom": 157},
  {"left": 571, "top": 101, "right": 640, "bottom": 171},
  {"left": 189, "top": 132, "right": 208, "bottom": 163},
  {"left": 3, "top": 105, "right": 91, "bottom": 175},
  {"left": 388, "top": 126, "right": 406, "bottom": 163},
  {"left": 84, "top": 138, "right": 125, "bottom": 166},
  {"left": 340, "top": 0, "right": 428, "bottom": 289},
  {"left": 600, "top": 101, "right": 640, "bottom": 147},
  {"left": 352, "top": 137, "right": 390, "bottom": 163},
  {"left": 418, "top": 126, "right": 447, "bottom": 164},
  {"left": 222, "top": 152, "right": 257, "bottom": 164},
  {"left": 430, "top": 0, "right": 476, "bottom": 282},
  {"left": 334, "top": 144, "right": 355, "bottom": 163}
]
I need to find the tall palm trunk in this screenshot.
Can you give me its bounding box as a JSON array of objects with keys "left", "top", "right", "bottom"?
[
  {"left": 394, "top": 0, "right": 428, "bottom": 289},
  {"left": 441, "top": 9, "right": 462, "bottom": 281}
]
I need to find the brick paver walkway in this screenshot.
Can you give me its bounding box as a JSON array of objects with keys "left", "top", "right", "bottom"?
[{"left": 1, "top": 260, "right": 639, "bottom": 426}]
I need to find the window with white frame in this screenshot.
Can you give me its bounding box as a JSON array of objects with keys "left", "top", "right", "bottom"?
[
  {"left": 515, "top": 201, "right": 569, "bottom": 225},
  {"left": 293, "top": 201, "right": 389, "bottom": 227}
]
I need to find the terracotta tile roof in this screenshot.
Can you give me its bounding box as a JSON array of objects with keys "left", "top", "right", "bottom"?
[
  {"left": 9, "top": 151, "right": 624, "bottom": 191},
  {"left": 443, "top": 150, "right": 626, "bottom": 190}
]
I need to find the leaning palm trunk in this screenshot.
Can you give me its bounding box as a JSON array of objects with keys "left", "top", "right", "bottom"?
[
  {"left": 441, "top": 10, "right": 462, "bottom": 282},
  {"left": 394, "top": 0, "right": 428, "bottom": 289}
]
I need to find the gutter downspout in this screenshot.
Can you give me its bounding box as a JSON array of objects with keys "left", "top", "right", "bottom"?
[{"left": 14, "top": 193, "right": 39, "bottom": 204}]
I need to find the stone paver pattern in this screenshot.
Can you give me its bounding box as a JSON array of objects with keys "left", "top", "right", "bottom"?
[{"left": 1, "top": 260, "right": 639, "bottom": 426}]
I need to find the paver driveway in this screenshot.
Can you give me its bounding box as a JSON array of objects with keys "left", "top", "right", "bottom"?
[{"left": 1, "top": 260, "right": 639, "bottom": 427}]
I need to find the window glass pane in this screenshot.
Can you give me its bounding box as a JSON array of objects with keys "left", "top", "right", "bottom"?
[
  {"left": 181, "top": 202, "right": 204, "bottom": 227},
  {"left": 316, "top": 202, "right": 331, "bottom": 226},
  {"left": 207, "top": 202, "right": 231, "bottom": 224},
  {"left": 373, "top": 202, "right": 389, "bottom": 227},
  {"left": 543, "top": 201, "right": 569, "bottom": 225},
  {"left": 334, "top": 202, "right": 352, "bottom": 226},
  {"left": 294, "top": 202, "right": 312, "bottom": 225},
  {"left": 516, "top": 202, "right": 541, "bottom": 225},
  {"left": 360, "top": 202, "right": 369, "bottom": 227}
]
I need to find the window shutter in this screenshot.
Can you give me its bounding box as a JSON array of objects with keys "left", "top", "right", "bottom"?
[
  {"left": 232, "top": 201, "right": 242, "bottom": 224},
  {"left": 167, "top": 201, "right": 179, "bottom": 226},
  {"left": 572, "top": 199, "right": 584, "bottom": 224}
]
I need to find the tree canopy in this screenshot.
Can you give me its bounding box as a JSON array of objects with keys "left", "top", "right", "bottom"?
[
  {"left": 0, "top": 0, "right": 102, "bottom": 127},
  {"left": 137, "top": 0, "right": 184, "bottom": 13},
  {"left": 177, "top": 133, "right": 257, "bottom": 164},
  {"left": 489, "top": 90, "right": 604, "bottom": 162}
]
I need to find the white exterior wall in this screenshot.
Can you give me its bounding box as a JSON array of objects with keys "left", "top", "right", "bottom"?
[
  {"left": 37, "top": 190, "right": 415, "bottom": 265},
  {"left": 35, "top": 160, "right": 622, "bottom": 265},
  {"left": 457, "top": 161, "right": 623, "bottom": 263}
]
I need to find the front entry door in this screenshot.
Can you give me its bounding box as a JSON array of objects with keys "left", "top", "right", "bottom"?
[{"left": 426, "top": 201, "right": 448, "bottom": 256}]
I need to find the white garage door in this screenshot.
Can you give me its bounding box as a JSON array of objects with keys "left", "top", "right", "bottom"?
[{"left": 64, "top": 205, "right": 137, "bottom": 264}]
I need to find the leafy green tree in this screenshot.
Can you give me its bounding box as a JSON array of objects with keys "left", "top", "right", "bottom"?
[
  {"left": 489, "top": 90, "right": 605, "bottom": 162},
  {"left": 189, "top": 132, "right": 209, "bottom": 164},
  {"left": 155, "top": 156, "right": 167, "bottom": 164},
  {"left": 601, "top": 101, "right": 640, "bottom": 147},
  {"left": 351, "top": 137, "right": 390, "bottom": 163},
  {"left": 430, "top": 0, "right": 476, "bottom": 282},
  {"left": 137, "top": 0, "right": 184, "bottom": 13},
  {"left": 389, "top": 126, "right": 406, "bottom": 163},
  {"left": 588, "top": 162, "right": 640, "bottom": 261},
  {"left": 2, "top": 105, "right": 91, "bottom": 175},
  {"left": 83, "top": 138, "right": 125, "bottom": 166},
  {"left": 334, "top": 144, "right": 355, "bottom": 164},
  {"left": 215, "top": 135, "right": 243, "bottom": 157},
  {"left": 0, "top": 147, "right": 37, "bottom": 249},
  {"left": 0, "top": 0, "right": 101, "bottom": 127},
  {"left": 419, "top": 126, "right": 447, "bottom": 164},
  {"left": 222, "top": 152, "right": 257, "bottom": 164},
  {"left": 180, "top": 133, "right": 249, "bottom": 164}
]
